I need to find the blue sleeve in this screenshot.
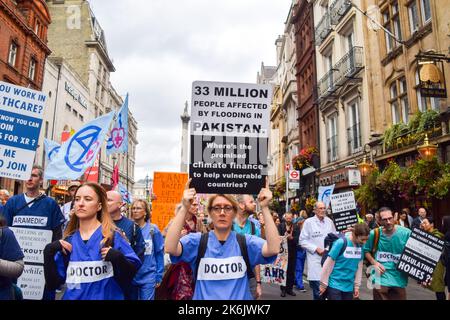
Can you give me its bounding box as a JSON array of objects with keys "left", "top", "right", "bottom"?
[
  {"left": 50, "top": 200, "right": 65, "bottom": 230},
  {"left": 169, "top": 232, "right": 201, "bottom": 265},
  {"left": 114, "top": 231, "right": 142, "bottom": 270},
  {"left": 54, "top": 251, "right": 67, "bottom": 281},
  {"left": 245, "top": 234, "right": 276, "bottom": 268},
  {"left": 2, "top": 198, "right": 15, "bottom": 226},
  {"left": 0, "top": 228, "right": 24, "bottom": 261},
  {"left": 134, "top": 227, "right": 146, "bottom": 262},
  {"left": 328, "top": 238, "right": 344, "bottom": 261},
  {"left": 153, "top": 226, "right": 164, "bottom": 282}
]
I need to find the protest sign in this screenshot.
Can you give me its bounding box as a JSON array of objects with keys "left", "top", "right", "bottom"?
[
  {"left": 10, "top": 227, "right": 52, "bottom": 300},
  {"left": 397, "top": 227, "right": 445, "bottom": 282},
  {"left": 152, "top": 172, "right": 188, "bottom": 231},
  {"left": 190, "top": 81, "right": 272, "bottom": 194},
  {"left": 330, "top": 191, "right": 358, "bottom": 231},
  {"left": 0, "top": 81, "right": 46, "bottom": 180},
  {"left": 260, "top": 237, "right": 288, "bottom": 286}
]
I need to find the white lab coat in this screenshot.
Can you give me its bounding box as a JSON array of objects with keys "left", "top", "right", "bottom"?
[{"left": 299, "top": 215, "right": 336, "bottom": 281}]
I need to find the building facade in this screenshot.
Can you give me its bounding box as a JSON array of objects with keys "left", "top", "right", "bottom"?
[
  {"left": 363, "top": 0, "right": 450, "bottom": 219},
  {"left": 45, "top": 0, "right": 137, "bottom": 192},
  {"left": 0, "top": 0, "right": 52, "bottom": 193},
  {"left": 291, "top": 0, "right": 320, "bottom": 200},
  {"left": 313, "top": 0, "right": 370, "bottom": 195}
]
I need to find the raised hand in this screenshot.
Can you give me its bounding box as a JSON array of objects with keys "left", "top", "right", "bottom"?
[{"left": 182, "top": 178, "right": 196, "bottom": 209}]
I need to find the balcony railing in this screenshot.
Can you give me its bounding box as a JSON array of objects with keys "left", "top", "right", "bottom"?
[
  {"left": 334, "top": 46, "right": 364, "bottom": 86},
  {"left": 330, "top": 0, "right": 352, "bottom": 25},
  {"left": 318, "top": 68, "right": 337, "bottom": 98},
  {"left": 318, "top": 46, "right": 364, "bottom": 99},
  {"left": 315, "top": 12, "right": 332, "bottom": 46}
]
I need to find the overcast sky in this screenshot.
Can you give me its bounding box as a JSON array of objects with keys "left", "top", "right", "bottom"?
[{"left": 89, "top": 0, "right": 292, "bottom": 182}]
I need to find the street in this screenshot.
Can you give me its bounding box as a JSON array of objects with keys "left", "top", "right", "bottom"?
[{"left": 260, "top": 273, "right": 436, "bottom": 300}]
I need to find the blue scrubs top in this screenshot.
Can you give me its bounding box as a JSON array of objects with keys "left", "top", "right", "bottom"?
[
  {"left": 170, "top": 231, "right": 276, "bottom": 300},
  {"left": 0, "top": 227, "right": 24, "bottom": 300},
  {"left": 55, "top": 226, "right": 141, "bottom": 300}
]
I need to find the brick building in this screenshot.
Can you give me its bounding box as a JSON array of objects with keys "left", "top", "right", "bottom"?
[{"left": 0, "top": 0, "right": 51, "bottom": 193}]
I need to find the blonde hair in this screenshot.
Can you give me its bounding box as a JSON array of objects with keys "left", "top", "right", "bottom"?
[
  {"left": 64, "top": 182, "right": 117, "bottom": 247},
  {"left": 131, "top": 199, "right": 151, "bottom": 222},
  {"left": 207, "top": 194, "right": 239, "bottom": 214}
]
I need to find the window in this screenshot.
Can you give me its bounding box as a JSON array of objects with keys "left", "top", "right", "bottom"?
[
  {"left": 73, "top": 109, "right": 78, "bottom": 117},
  {"left": 28, "top": 58, "right": 37, "bottom": 81},
  {"left": 66, "top": 103, "right": 72, "bottom": 112},
  {"left": 421, "top": 0, "right": 431, "bottom": 23},
  {"left": 347, "top": 100, "right": 361, "bottom": 155},
  {"left": 382, "top": 2, "right": 402, "bottom": 53},
  {"left": 44, "top": 121, "right": 49, "bottom": 139},
  {"left": 327, "top": 114, "right": 338, "bottom": 162},
  {"left": 415, "top": 70, "right": 440, "bottom": 112},
  {"left": 34, "top": 20, "right": 41, "bottom": 36},
  {"left": 79, "top": 114, "right": 84, "bottom": 122},
  {"left": 408, "top": 2, "right": 420, "bottom": 33},
  {"left": 8, "top": 42, "right": 18, "bottom": 67},
  {"left": 389, "top": 77, "right": 409, "bottom": 124},
  {"left": 409, "top": 0, "right": 432, "bottom": 34}
]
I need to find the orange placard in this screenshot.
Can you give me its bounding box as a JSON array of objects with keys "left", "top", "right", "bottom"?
[{"left": 151, "top": 172, "right": 188, "bottom": 231}]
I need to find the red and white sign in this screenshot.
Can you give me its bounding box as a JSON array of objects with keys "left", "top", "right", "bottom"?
[
  {"left": 285, "top": 164, "right": 290, "bottom": 171},
  {"left": 289, "top": 170, "right": 299, "bottom": 180},
  {"left": 288, "top": 170, "right": 300, "bottom": 190}
]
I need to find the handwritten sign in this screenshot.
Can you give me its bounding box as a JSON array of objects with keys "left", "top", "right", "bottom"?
[{"left": 152, "top": 172, "right": 188, "bottom": 231}]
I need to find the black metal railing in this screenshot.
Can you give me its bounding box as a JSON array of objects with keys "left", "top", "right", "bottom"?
[
  {"left": 334, "top": 46, "right": 364, "bottom": 86},
  {"left": 315, "top": 12, "right": 332, "bottom": 46},
  {"left": 330, "top": 0, "right": 353, "bottom": 25}
]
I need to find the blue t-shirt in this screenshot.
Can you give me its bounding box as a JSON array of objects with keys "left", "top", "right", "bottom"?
[
  {"left": 133, "top": 223, "right": 164, "bottom": 285},
  {"left": 328, "top": 235, "right": 364, "bottom": 292},
  {"left": 233, "top": 219, "right": 261, "bottom": 238},
  {"left": 3, "top": 194, "right": 64, "bottom": 231},
  {"left": 114, "top": 216, "right": 145, "bottom": 261},
  {"left": 170, "top": 231, "right": 276, "bottom": 300},
  {"left": 55, "top": 226, "right": 142, "bottom": 300},
  {"left": 0, "top": 227, "right": 24, "bottom": 300}
]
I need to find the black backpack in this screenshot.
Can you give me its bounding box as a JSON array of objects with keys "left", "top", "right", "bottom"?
[
  {"left": 194, "top": 232, "right": 253, "bottom": 281},
  {"left": 320, "top": 233, "right": 347, "bottom": 266}
]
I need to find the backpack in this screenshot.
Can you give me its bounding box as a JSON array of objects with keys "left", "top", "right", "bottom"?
[
  {"left": 194, "top": 232, "right": 253, "bottom": 281},
  {"left": 320, "top": 233, "right": 348, "bottom": 266},
  {"left": 364, "top": 227, "right": 381, "bottom": 267}
]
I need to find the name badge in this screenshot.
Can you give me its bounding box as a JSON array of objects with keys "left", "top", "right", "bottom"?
[
  {"left": 343, "top": 247, "right": 362, "bottom": 259},
  {"left": 377, "top": 251, "right": 400, "bottom": 263},
  {"left": 197, "top": 256, "right": 247, "bottom": 281},
  {"left": 144, "top": 239, "right": 153, "bottom": 256},
  {"left": 13, "top": 215, "right": 48, "bottom": 227},
  {"left": 66, "top": 261, "right": 114, "bottom": 284}
]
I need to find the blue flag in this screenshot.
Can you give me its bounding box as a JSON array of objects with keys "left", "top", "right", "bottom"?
[
  {"left": 118, "top": 182, "right": 133, "bottom": 204},
  {"left": 44, "top": 139, "right": 61, "bottom": 162},
  {"left": 44, "top": 112, "right": 115, "bottom": 180},
  {"left": 106, "top": 94, "right": 129, "bottom": 156},
  {"left": 318, "top": 184, "right": 335, "bottom": 209}
]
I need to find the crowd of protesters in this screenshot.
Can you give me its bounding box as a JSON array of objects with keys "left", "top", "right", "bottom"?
[{"left": 1, "top": 167, "right": 450, "bottom": 300}]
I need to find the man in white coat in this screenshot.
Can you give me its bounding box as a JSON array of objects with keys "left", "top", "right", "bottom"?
[{"left": 299, "top": 201, "right": 336, "bottom": 300}]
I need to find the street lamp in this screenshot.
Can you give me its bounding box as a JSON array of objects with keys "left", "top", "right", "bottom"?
[
  {"left": 358, "top": 144, "right": 375, "bottom": 178},
  {"left": 417, "top": 134, "right": 438, "bottom": 161}
]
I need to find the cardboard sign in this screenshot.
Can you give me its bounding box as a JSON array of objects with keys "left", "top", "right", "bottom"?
[
  {"left": 189, "top": 81, "right": 272, "bottom": 194},
  {"left": 0, "top": 81, "right": 46, "bottom": 180},
  {"left": 260, "top": 237, "right": 288, "bottom": 286},
  {"left": 397, "top": 227, "right": 445, "bottom": 282},
  {"left": 10, "top": 227, "right": 52, "bottom": 300},
  {"left": 151, "top": 172, "right": 188, "bottom": 231},
  {"left": 330, "top": 191, "right": 358, "bottom": 231}
]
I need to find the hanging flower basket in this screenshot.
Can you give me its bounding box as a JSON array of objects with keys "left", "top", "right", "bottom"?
[{"left": 292, "top": 147, "right": 318, "bottom": 170}]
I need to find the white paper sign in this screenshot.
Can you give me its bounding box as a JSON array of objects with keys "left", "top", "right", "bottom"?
[
  {"left": 16, "top": 265, "right": 45, "bottom": 300},
  {"left": 10, "top": 227, "right": 53, "bottom": 264}
]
